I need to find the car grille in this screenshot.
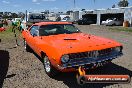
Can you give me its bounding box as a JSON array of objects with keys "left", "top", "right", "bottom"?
[
  {"left": 69, "top": 48, "right": 114, "bottom": 59},
  {"left": 62, "top": 47, "right": 123, "bottom": 69}
]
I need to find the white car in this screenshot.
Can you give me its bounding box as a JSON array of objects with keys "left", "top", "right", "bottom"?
[
  {"left": 61, "top": 17, "right": 71, "bottom": 22},
  {"left": 102, "top": 18, "right": 123, "bottom": 26},
  {"left": 12, "top": 18, "right": 22, "bottom": 23},
  {"left": 102, "top": 18, "right": 113, "bottom": 25}
]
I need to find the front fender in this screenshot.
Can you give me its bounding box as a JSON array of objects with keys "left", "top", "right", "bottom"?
[{"left": 38, "top": 44, "right": 62, "bottom": 64}]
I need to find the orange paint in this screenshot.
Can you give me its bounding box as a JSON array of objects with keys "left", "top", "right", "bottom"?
[{"left": 22, "top": 22, "right": 123, "bottom": 72}]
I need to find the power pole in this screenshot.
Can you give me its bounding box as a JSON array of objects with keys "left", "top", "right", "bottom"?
[
  {"left": 93, "top": 0, "right": 95, "bottom": 3},
  {"left": 25, "top": 10, "right": 28, "bottom": 22},
  {"left": 74, "top": 0, "right": 76, "bottom": 9}
]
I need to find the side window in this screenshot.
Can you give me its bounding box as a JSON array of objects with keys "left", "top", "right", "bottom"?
[{"left": 30, "top": 25, "right": 39, "bottom": 36}]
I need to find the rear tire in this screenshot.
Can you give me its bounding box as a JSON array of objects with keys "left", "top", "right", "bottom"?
[
  {"left": 43, "top": 56, "right": 59, "bottom": 77},
  {"left": 111, "top": 23, "right": 115, "bottom": 26}
]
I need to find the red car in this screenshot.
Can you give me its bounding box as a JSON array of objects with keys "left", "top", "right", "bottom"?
[
  {"left": 0, "top": 27, "right": 6, "bottom": 32},
  {"left": 22, "top": 22, "right": 123, "bottom": 77}
]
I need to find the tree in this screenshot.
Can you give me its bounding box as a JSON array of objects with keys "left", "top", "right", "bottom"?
[
  {"left": 118, "top": 0, "right": 129, "bottom": 7},
  {"left": 66, "top": 10, "right": 73, "bottom": 15},
  {"left": 11, "top": 13, "right": 18, "bottom": 18},
  {"left": 112, "top": 4, "right": 116, "bottom": 8},
  {"left": 18, "top": 12, "right": 25, "bottom": 18},
  {"left": 81, "top": 9, "right": 85, "bottom": 11}
]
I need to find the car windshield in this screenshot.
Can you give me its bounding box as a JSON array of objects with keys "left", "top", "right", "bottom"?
[{"left": 39, "top": 24, "right": 80, "bottom": 36}]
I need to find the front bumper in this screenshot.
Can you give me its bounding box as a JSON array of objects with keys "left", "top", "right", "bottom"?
[{"left": 57, "top": 52, "right": 123, "bottom": 70}]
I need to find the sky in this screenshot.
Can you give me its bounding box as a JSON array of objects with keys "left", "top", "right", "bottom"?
[{"left": 0, "top": 0, "right": 132, "bottom": 13}]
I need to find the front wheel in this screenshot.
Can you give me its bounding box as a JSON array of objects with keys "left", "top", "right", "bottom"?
[
  {"left": 43, "top": 56, "right": 59, "bottom": 77},
  {"left": 23, "top": 39, "right": 32, "bottom": 52}
]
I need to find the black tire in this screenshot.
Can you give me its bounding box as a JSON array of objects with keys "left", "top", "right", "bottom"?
[
  {"left": 111, "top": 23, "right": 115, "bottom": 26},
  {"left": 81, "top": 22, "right": 84, "bottom": 25},
  {"left": 43, "top": 56, "right": 59, "bottom": 77},
  {"left": 23, "top": 39, "right": 32, "bottom": 52}
]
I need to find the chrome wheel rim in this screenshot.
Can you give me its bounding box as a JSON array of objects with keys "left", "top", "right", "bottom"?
[
  {"left": 44, "top": 56, "right": 51, "bottom": 73},
  {"left": 24, "top": 40, "right": 26, "bottom": 49}
]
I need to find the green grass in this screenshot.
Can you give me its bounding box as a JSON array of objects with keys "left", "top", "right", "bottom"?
[
  {"left": 108, "top": 26, "right": 132, "bottom": 33},
  {"left": 0, "top": 26, "right": 21, "bottom": 40}
]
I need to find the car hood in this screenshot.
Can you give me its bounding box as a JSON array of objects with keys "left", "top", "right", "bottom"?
[{"left": 40, "top": 33, "right": 121, "bottom": 54}]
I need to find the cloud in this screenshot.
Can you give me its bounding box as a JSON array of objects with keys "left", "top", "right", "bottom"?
[
  {"left": 2, "top": 0, "right": 10, "bottom": 4},
  {"left": 32, "top": 0, "right": 40, "bottom": 5},
  {"left": 32, "top": 0, "right": 56, "bottom": 3},
  {"left": 29, "top": 8, "right": 32, "bottom": 10},
  {"left": 13, "top": 4, "right": 21, "bottom": 7},
  {"left": 32, "top": 0, "right": 38, "bottom": 2},
  {"left": 50, "top": 7, "right": 59, "bottom": 10},
  {"left": 42, "top": 0, "right": 56, "bottom": 1},
  {"left": 36, "top": 2, "right": 40, "bottom": 4},
  {"left": 32, "top": 0, "right": 56, "bottom": 5}
]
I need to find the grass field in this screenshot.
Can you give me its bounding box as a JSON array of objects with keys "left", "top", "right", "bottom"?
[
  {"left": 108, "top": 26, "right": 132, "bottom": 33},
  {"left": 0, "top": 26, "right": 21, "bottom": 40}
]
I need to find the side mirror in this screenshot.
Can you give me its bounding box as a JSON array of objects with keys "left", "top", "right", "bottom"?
[{"left": 33, "top": 33, "right": 37, "bottom": 37}]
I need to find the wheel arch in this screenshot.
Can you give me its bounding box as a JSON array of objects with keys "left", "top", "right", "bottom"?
[{"left": 40, "top": 51, "right": 46, "bottom": 58}]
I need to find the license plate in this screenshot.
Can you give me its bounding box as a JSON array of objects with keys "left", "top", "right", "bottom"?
[{"left": 94, "top": 62, "right": 104, "bottom": 67}]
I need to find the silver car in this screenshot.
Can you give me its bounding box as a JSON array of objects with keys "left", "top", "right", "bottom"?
[{"left": 102, "top": 18, "right": 123, "bottom": 26}]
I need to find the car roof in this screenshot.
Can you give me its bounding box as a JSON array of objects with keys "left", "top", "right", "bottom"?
[{"left": 33, "top": 21, "right": 72, "bottom": 26}]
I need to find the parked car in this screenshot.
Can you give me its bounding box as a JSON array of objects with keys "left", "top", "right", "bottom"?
[
  {"left": 101, "top": 18, "right": 113, "bottom": 25},
  {"left": 77, "top": 18, "right": 96, "bottom": 25},
  {"left": 61, "top": 16, "right": 75, "bottom": 24},
  {"left": 0, "top": 20, "right": 6, "bottom": 32},
  {"left": 61, "top": 16, "right": 71, "bottom": 21},
  {"left": 0, "top": 27, "right": 6, "bottom": 32},
  {"left": 22, "top": 22, "right": 123, "bottom": 77},
  {"left": 12, "top": 18, "right": 22, "bottom": 23},
  {"left": 102, "top": 18, "right": 123, "bottom": 26}
]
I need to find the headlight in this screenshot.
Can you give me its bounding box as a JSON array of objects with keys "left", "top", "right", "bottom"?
[
  {"left": 115, "top": 46, "right": 122, "bottom": 52},
  {"left": 61, "top": 55, "right": 69, "bottom": 63}
]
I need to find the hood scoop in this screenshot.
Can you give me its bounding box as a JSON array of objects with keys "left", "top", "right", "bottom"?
[{"left": 64, "top": 38, "right": 77, "bottom": 40}]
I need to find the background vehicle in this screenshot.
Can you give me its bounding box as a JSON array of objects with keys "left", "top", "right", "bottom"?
[
  {"left": 22, "top": 22, "right": 123, "bottom": 77},
  {"left": 27, "top": 13, "right": 46, "bottom": 23},
  {"left": 102, "top": 18, "right": 123, "bottom": 26},
  {"left": 0, "top": 27, "right": 5, "bottom": 32},
  {"left": 77, "top": 18, "right": 96, "bottom": 25},
  {"left": 0, "top": 19, "right": 6, "bottom": 32},
  {"left": 101, "top": 18, "right": 113, "bottom": 25},
  {"left": 12, "top": 18, "right": 22, "bottom": 23},
  {"left": 23, "top": 13, "right": 50, "bottom": 28},
  {"left": 61, "top": 16, "right": 71, "bottom": 21}
]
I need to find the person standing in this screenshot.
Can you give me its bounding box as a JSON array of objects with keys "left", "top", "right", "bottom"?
[{"left": 11, "top": 20, "right": 20, "bottom": 47}]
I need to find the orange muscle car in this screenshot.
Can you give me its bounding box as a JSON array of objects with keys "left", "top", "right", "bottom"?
[{"left": 22, "top": 22, "right": 123, "bottom": 77}]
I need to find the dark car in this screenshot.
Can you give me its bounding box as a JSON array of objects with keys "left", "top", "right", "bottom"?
[{"left": 77, "top": 18, "right": 96, "bottom": 25}]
